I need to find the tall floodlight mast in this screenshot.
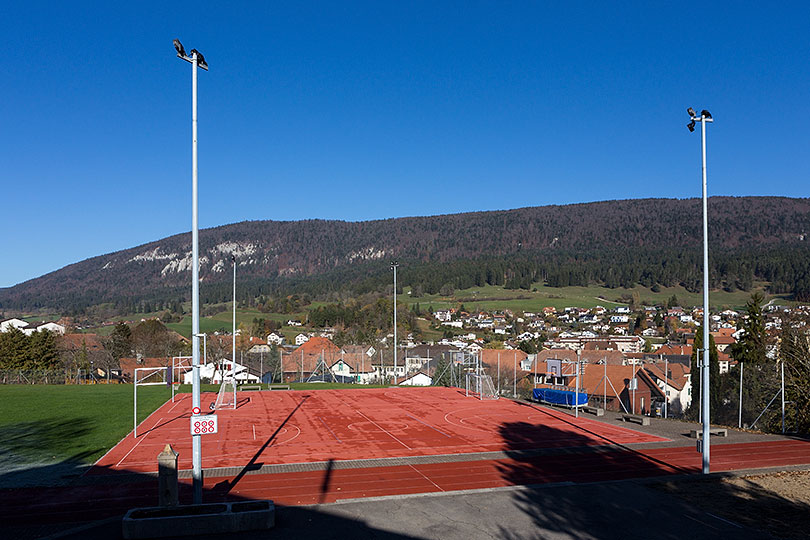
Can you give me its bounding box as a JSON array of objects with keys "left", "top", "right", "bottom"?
[
  {"left": 391, "top": 262, "right": 399, "bottom": 383},
  {"left": 174, "top": 38, "right": 208, "bottom": 504},
  {"left": 687, "top": 106, "right": 713, "bottom": 474},
  {"left": 232, "top": 254, "right": 237, "bottom": 378}
]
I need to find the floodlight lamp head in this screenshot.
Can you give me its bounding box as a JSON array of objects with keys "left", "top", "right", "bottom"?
[
  {"left": 687, "top": 121, "right": 696, "bottom": 132},
  {"left": 190, "top": 49, "right": 208, "bottom": 70},
  {"left": 687, "top": 107, "right": 696, "bottom": 117},
  {"left": 231, "top": 254, "right": 236, "bottom": 263},
  {"left": 173, "top": 39, "right": 186, "bottom": 58},
  {"left": 701, "top": 109, "right": 712, "bottom": 119}
]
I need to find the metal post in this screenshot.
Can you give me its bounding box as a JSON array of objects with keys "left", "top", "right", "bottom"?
[
  {"left": 392, "top": 263, "right": 398, "bottom": 381},
  {"left": 697, "top": 349, "right": 702, "bottom": 422},
  {"left": 134, "top": 377, "right": 138, "bottom": 436},
  {"left": 575, "top": 351, "right": 580, "bottom": 418},
  {"left": 781, "top": 360, "right": 785, "bottom": 434},
  {"left": 513, "top": 352, "right": 517, "bottom": 398},
  {"left": 497, "top": 352, "right": 500, "bottom": 396},
  {"left": 632, "top": 364, "right": 636, "bottom": 415},
  {"left": 738, "top": 361, "right": 743, "bottom": 428},
  {"left": 232, "top": 256, "right": 236, "bottom": 379},
  {"left": 700, "top": 112, "right": 711, "bottom": 474},
  {"left": 661, "top": 354, "right": 669, "bottom": 418},
  {"left": 190, "top": 50, "right": 202, "bottom": 504}
]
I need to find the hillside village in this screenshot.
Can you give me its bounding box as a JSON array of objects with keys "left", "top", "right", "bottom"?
[{"left": 2, "top": 296, "right": 803, "bottom": 419}]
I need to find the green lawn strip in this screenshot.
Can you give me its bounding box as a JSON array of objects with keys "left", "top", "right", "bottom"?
[{"left": 0, "top": 384, "right": 173, "bottom": 464}]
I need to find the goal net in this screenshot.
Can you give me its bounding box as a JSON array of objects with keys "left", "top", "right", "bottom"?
[
  {"left": 466, "top": 373, "right": 499, "bottom": 400},
  {"left": 212, "top": 377, "right": 237, "bottom": 410}
]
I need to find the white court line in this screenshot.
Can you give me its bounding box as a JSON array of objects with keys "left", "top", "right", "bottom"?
[
  {"left": 355, "top": 410, "right": 412, "bottom": 450},
  {"left": 253, "top": 424, "right": 256, "bottom": 441},
  {"left": 408, "top": 464, "right": 443, "bottom": 491},
  {"left": 404, "top": 412, "right": 452, "bottom": 438},
  {"left": 116, "top": 417, "right": 163, "bottom": 467}
]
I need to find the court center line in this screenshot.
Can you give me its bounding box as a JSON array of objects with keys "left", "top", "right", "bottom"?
[
  {"left": 318, "top": 417, "right": 342, "bottom": 443},
  {"left": 116, "top": 417, "right": 163, "bottom": 467},
  {"left": 404, "top": 412, "right": 452, "bottom": 438},
  {"left": 355, "top": 410, "right": 412, "bottom": 450},
  {"left": 408, "top": 464, "right": 444, "bottom": 491}
]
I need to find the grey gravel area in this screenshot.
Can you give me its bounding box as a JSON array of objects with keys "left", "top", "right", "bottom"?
[{"left": 24, "top": 480, "right": 779, "bottom": 540}]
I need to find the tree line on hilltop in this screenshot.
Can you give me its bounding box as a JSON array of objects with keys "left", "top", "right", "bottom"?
[{"left": 3, "top": 196, "right": 810, "bottom": 314}]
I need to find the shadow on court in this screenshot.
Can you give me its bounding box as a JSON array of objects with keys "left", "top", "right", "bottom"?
[
  {"left": 213, "top": 395, "right": 310, "bottom": 496},
  {"left": 495, "top": 409, "right": 810, "bottom": 539}
]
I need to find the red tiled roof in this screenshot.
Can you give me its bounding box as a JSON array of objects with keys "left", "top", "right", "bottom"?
[
  {"left": 119, "top": 357, "right": 171, "bottom": 380},
  {"left": 480, "top": 349, "right": 528, "bottom": 368},
  {"left": 59, "top": 333, "right": 104, "bottom": 352}
]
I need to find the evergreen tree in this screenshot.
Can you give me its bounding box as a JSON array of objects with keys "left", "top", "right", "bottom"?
[{"left": 108, "top": 322, "right": 133, "bottom": 361}]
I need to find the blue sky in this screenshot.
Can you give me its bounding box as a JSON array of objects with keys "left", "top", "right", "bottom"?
[{"left": 2, "top": 2, "right": 809, "bottom": 288}]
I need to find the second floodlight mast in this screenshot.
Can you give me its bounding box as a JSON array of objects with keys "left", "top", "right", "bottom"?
[
  {"left": 175, "top": 38, "right": 208, "bottom": 505},
  {"left": 391, "top": 262, "right": 399, "bottom": 382},
  {"left": 687, "top": 106, "right": 713, "bottom": 474}
]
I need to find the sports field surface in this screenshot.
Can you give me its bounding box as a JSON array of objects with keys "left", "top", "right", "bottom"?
[{"left": 92, "top": 386, "right": 667, "bottom": 475}]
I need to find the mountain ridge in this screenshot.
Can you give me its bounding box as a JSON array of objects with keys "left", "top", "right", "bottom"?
[{"left": 2, "top": 196, "right": 809, "bottom": 312}]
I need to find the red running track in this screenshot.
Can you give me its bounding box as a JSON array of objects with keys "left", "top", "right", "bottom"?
[
  {"left": 92, "top": 387, "right": 668, "bottom": 475},
  {"left": 2, "top": 439, "right": 808, "bottom": 525}
]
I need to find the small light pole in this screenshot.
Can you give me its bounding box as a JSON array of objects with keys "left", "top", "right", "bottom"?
[
  {"left": 175, "top": 38, "right": 208, "bottom": 504},
  {"left": 687, "top": 106, "right": 713, "bottom": 474},
  {"left": 391, "top": 262, "right": 399, "bottom": 383}
]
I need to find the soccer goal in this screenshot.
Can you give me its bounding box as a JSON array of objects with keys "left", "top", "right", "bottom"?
[
  {"left": 134, "top": 366, "right": 170, "bottom": 437},
  {"left": 466, "top": 373, "right": 499, "bottom": 400},
  {"left": 211, "top": 377, "right": 237, "bottom": 410}
]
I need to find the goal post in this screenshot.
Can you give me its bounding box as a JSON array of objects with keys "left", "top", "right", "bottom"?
[
  {"left": 134, "top": 366, "right": 171, "bottom": 437},
  {"left": 171, "top": 356, "right": 193, "bottom": 403},
  {"left": 212, "top": 377, "right": 237, "bottom": 410},
  {"left": 465, "top": 373, "right": 499, "bottom": 400}
]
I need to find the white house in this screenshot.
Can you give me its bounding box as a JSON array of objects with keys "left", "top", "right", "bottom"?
[
  {"left": 182, "top": 360, "right": 260, "bottom": 384},
  {"left": 0, "top": 318, "right": 28, "bottom": 332},
  {"left": 295, "top": 333, "right": 310, "bottom": 346},
  {"left": 23, "top": 321, "right": 66, "bottom": 336},
  {"left": 267, "top": 332, "right": 284, "bottom": 345},
  {"left": 397, "top": 371, "right": 432, "bottom": 386}
]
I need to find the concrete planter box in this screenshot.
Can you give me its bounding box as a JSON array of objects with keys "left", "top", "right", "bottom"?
[{"left": 122, "top": 500, "right": 274, "bottom": 539}]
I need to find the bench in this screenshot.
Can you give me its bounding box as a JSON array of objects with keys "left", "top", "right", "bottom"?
[
  {"left": 689, "top": 428, "right": 728, "bottom": 438},
  {"left": 238, "top": 385, "right": 262, "bottom": 392},
  {"left": 266, "top": 384, "right": 290, "bottom": 391},
  {"left": 621, "top": 414, "right": 650, "bottom": 426},
  {"left": 583, "top": 406, "right": 604, "bottom": 417}
]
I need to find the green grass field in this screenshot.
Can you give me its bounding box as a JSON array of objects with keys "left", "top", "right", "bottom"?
[
  {"left": 403, "top": 282, "right": 784, "bottom": 313},
  {"left": 0, "top": 382, "right": 400, "bottom": 467},
  {"left": 0, "top": 384, "right": 175, "bottom": 465}
]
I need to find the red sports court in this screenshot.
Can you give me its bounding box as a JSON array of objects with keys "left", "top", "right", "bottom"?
[{"left": 93, "top": 386, "right": 667, "bottom": 474}]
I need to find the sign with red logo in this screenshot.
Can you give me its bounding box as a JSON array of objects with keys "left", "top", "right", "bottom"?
[{"left": 190, "top": 415, "right": 218, "bottom": 435}]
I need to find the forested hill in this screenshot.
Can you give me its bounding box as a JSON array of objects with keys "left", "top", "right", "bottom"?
[{"left": 3, "top": 196, "right": 810, "bottom": 312}]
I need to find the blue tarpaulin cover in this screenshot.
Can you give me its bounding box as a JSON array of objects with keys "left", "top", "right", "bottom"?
[{"left": 532, "top": 388, "right": 588, "bottom": 406}]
